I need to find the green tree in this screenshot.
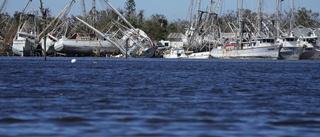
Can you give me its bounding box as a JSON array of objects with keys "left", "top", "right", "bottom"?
[
  {"left": 136, "top": 10, "right": 145, "bottom": 27},
  {"left": 140, "top": 14, "right": 169, "bottom": 42},
  {"left": 124, "top": 0, "right": 136, "bottom": 24},
  {"left": 295, "top": 7, "right": 317, "bottom": 27},
  {"left": 169, "top": 19, "right": 189, "bottom": 33}
]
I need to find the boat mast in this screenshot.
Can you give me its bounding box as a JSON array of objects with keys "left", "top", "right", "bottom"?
[
  {"left": 198, "top": 0, "right": 214, "bottom": 33},
  {"left": 188, "top": 0, "right": 194, "bottom": 28},
  {"left": 257, "top": 0, "right": 263, "bottom": 37},
  {"left": 238, "top": 0, "right": 243, "bottom": 46},
  {"left": 22, "top": 0, "right": 32, "bottom": 13},
  {"left": 205, "top": 0, "right": 214, "bottom": 29},
  {"left": 276, "top": 0, "right": 280, "bottom": 37},
  {"left": 18, "top": 0, "right": 32, "bottom": 31},
  {"left": 195, "top": 0, "right": 201, "bottom": 29},
  {"left": 40, "top": 0, "right": 47, "bottom": 60},
  {"left": 81, "top": 0, "right": 86, "bottom": 17},
  {"left": 290, "top": 0, "right": 295, "bottom": 30},
  {"left": 92, "top": 0, "right": 96, "bottom": 27},
  {"left": 36, "top": 0, "right": 76, "bottom": 40}
]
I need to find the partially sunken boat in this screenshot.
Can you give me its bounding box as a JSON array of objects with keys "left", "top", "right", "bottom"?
[
  {"left": 53, "top": 0, "right": 154, "bottom": 57},
  {"left": 12, "top": 31, "right": 36, "bottom": 56},
  {"left": 12, "top": 1, "right": 37, "bottom": 56},
  {"left": 12, "top": 1, "right": 38, "bottom": 56},
  {"left": 54, "top": 33, "right": 119, "bottom": 56}
]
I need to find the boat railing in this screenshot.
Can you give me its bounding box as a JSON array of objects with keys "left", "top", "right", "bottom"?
[
  {"left": 108, "top": 36, "right": 129, "bottom": 57},
  {"left": 110, "top": 22, "right": 151, "bottom": 56}
]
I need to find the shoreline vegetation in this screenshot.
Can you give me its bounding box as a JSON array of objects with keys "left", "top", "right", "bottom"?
[{"left": 1, "top": 0, "right": 320, "bottom": 56}]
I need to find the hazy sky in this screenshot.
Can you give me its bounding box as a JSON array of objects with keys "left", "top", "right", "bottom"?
[{"left": 3, "top": 0, "right": 320, "bottom": 21}]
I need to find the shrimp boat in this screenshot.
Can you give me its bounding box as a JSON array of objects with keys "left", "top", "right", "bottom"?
[
  {"left": 210, "top": 0, "right": 281, "bottom": 59},
  {"left": 12, "top": 32, "right": 36, "bottom": 56},
  {"left": 277, "top": 29, "right": 320, "bottom": 60},
  {"left": 277, "top": 31, "right": 300, "bottom": 60},
  {"left": 210, "top": 38, "right": 279, "bottom": 59},
  {"left": 298, "top": 31, "right": 320, "bottom": 60},
  {"left": 12, "top": 15, "right": 37, "bottom": 56},
  {"left": 163, "top": 48, "right": 209, "bottom": 59},
  {"left": 12, "top": 0, "right": 39, "bottom": 56}
]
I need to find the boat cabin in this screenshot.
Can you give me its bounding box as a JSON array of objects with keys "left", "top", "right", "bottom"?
[
  {"left": 285, "top": 37, "right": 297, "bottom": 42},
  {"left": 256, "top": 38, "right": 275, "bottom": 43}
]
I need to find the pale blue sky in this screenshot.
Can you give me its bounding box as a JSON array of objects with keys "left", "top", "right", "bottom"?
[{"left": 3, "top": 0, "right": 320, "bottom": 22}]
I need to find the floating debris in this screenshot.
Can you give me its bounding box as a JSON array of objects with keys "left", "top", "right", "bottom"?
[{"left": 71, "top": 58, "right": 76, "bottom": 63}]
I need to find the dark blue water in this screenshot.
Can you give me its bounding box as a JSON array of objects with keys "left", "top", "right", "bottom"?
[{"left": 0, "top": 57, "right": 320, "bottom": 137}]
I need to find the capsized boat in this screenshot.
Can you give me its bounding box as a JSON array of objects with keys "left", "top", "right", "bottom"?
[
  {"left": 54, "top": 1, "right": 155, "bottom": 57},
  {"left": 54, "top": 34, "right": 119, "bottom": 56}
]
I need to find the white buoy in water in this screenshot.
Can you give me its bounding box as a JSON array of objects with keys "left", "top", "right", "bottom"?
[{"left": 71, "top": 58, "right": 76, "bottom": 63}]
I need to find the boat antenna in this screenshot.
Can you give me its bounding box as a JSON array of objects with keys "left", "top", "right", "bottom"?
[
  {"left": 257, "top": 0, "right": 263, "bottom": 37},
  {"left": 238, "top": 0, "right": 243, "bottom": 47},
  {"left": 276, "top": 0, "right": 280, "bottom": 37},
  {"left": 290, "top": 0, "right": 295, "bottom": 30},
  {"left": 81, "top": 0, "right": 86, "bottom": 17}
]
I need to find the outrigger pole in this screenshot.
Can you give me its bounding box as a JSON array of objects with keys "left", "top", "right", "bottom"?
[{"left": 103, "top": 0, "right": 135, "bottom": 30}]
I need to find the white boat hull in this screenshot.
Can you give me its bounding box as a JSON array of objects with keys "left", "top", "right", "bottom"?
[
  {"left": 183, "top": 52, "right": 210, "bottom": 59},
  {"left": 41, "top": 35, "right": 57, "bottom": 55},
  {"left": 54, "top": 37, "right": 119, "bottom": 56},
  {"left": 12, "top": 38, "right": 35, "bottom": 56},
  {"left": 163, "top": 48, "right": 187, "bottom": 59},
  {"left": 210, "top": 46, "right": 280, "bottom": 59}
]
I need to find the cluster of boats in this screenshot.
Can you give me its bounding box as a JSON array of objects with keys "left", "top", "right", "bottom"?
[
  {"left": 211, "top": 26, "right": 320, "bottom": 60},
  {"left": 160, "top": 26, "right": 320, "bottom": 60},
  {"left": 161, "top": 26, "right": 320, "bottom": 60},
  {"left": 11, "top": 0, "right": 155, "bottom": 58},
  {"left": 8, "top": 0, "right": 320, "bottom": 60},
  {"left": 160, "top": 0, "right": 320, "bottom": 60}
]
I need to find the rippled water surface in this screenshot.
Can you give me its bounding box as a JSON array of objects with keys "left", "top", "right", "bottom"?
[{"left": 0, "top": 57, "right": 320, "bottom": 137}]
